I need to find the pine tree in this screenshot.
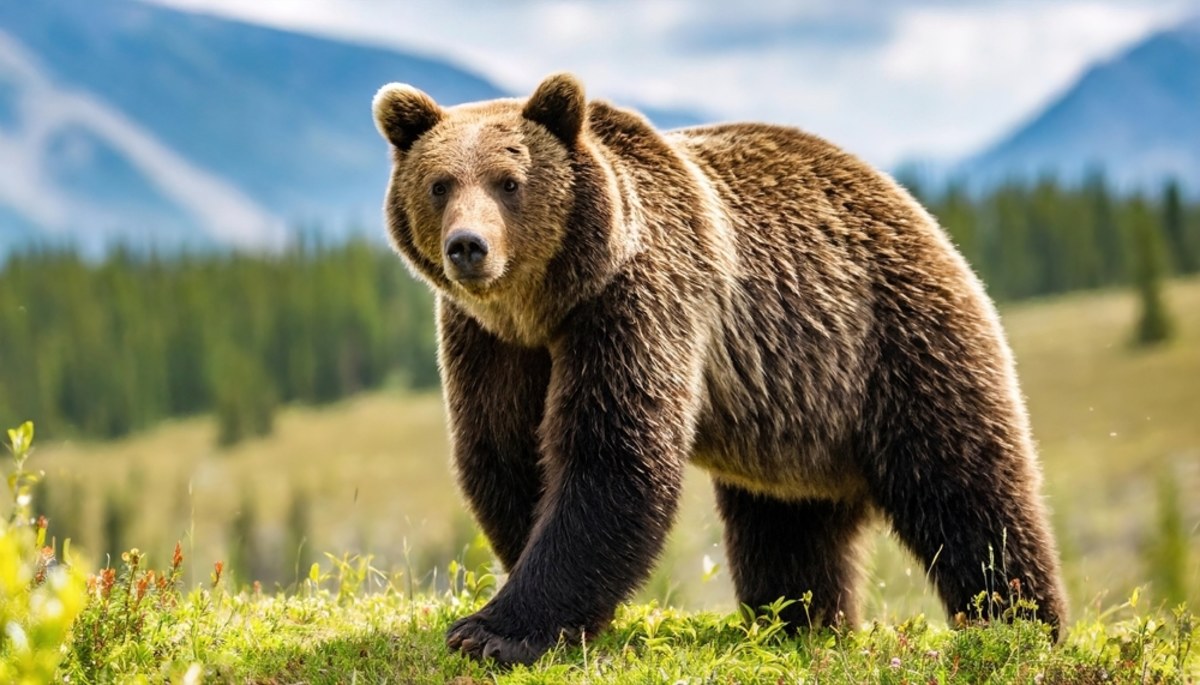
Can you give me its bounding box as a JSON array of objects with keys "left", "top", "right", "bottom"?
[
  {"left": 1162, "top": 179, "right": 1196, "bottom": 274},
  {"left": 1127, "top": 197, "right": 1175, "bottom": 347},
  {"left": 1084, "top": 171, "right": 1125, "bottom": 287},
  {"left": 211, "top": 345, "right": 278, "bottom": 448}
]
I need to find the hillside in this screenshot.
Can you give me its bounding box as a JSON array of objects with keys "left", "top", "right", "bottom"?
[{"left": 960, "top": 16, "right": 1200, "bottom": 194}]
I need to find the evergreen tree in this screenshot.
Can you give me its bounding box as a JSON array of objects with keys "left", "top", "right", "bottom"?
[
  {"left": 1161, "top": 179, "right": 1196, "bottom": 274},
  {"left": 937, "top": 180, "right": 980, "bottom": 268},
  {"left": 212, "top": 345, "right": 278, "bottom": 448},
  {"left": 1126, "top": 197, "right": 1175, "bottom": 347},
  {"left": 1084, "top": 171, "right": 1125, "bottom": 287}
]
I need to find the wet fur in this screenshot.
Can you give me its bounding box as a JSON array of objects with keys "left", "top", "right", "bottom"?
[{"left": 375, "top": 75, "right": 1066, "bottom": 665}]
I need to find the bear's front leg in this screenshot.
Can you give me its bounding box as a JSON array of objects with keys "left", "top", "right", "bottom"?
[
  {"left": 446, "top": 280, "right": 702, "bottom": 665},
  {"left": 440, "top": 299, "right": 552, "bottom": 570}
]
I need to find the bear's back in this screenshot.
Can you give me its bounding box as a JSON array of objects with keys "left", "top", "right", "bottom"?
[{"left": 666, "top": 123, "right": 929, "bottom": 245}]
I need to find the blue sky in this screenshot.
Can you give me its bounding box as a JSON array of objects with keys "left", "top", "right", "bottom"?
[{"left": 148, "top": 0, "right": 1198, "bottom": 167}]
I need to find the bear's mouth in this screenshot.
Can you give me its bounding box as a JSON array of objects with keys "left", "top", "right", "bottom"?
[
  {"left": 451, "top": 273, "right": 493, "bottom": 290},
  {"left": 446, "top": 268, "right": 504, "bottom": 296}
]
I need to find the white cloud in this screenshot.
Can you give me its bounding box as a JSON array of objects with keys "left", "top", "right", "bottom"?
[
  {"left": 877, "top": 2, "right": 1180, "bottom": 157},
  {"left": 145, "top": 0, "right": 1198, "bottom": 166}
]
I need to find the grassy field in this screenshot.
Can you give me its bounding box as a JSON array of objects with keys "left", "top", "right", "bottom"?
[
  {"left": 53, "top": 573, "right": 1200, "bottom": 683},
  {"left": 28, "top": 277, "right": 1200, "bottom": 623}
]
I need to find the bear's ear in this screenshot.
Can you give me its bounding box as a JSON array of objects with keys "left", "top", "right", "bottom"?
[
  {"left": 522, "top": 73, "right": 586, "bottom": 147},
  {"left": 373, "top": 83, "right": 443, "bottom": 152}
]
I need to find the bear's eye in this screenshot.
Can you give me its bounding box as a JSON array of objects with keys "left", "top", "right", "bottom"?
[
  {"left": 431, "top": 181, "right": 448, "bottom": 197},
  {"left": 502, "top": 178, "right": 519, "bottom": 194}
]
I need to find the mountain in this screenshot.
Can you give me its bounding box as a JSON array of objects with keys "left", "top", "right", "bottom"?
[
  {"left": 0, "top": 30, "right": 280, "bottom": 256},
  {"left": 0, "top": 0, "right": 705, "bottom": 256},
  {"left": 0, "top": 0, "right": 508, "bottom": 255},
  {"left": 958, "top": 16, "right": 1200, "bottom": 194}
]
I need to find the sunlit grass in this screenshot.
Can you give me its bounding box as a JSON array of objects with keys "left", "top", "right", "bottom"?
[{"left": 55, "top": 556, "right": 1200, "bottom": 684}]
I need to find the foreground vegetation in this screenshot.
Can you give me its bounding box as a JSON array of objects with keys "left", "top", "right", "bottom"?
[
  {"left": 2, "top": 437, "right": 1198, "bottom": 683},
  {"left": 56, "top": 568, "right": 1200, "bottom": 683}
]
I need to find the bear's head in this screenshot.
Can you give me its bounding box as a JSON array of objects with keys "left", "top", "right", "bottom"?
[{"left": 373, "top": 74, "right": 591, "bottom": 310}]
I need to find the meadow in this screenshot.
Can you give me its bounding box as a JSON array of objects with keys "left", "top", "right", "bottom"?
[{"left": 27, "top": 275, "right": 1200, "bottom": 622}]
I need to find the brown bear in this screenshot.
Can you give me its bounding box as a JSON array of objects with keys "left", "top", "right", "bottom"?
[{"left": 372, "top": 73, "right": 1066, "bottom": 665}]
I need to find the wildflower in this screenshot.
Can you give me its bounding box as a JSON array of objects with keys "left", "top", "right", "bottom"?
[
  {"left": 100, "top": 568, "right": 117, "bottom": 599},
  {"left": 33, "top": 546, "right": 55, "bottom": 585},
  {"left": 172, "top": 541, "right": 184, "bottom": 571},
  {"left": 212, "top": 560, "right": 224, "bottom": 588},
  {"left": 889, "top": 657, "right": 901, "bottom": 669},
  {"left": 121, "top": 548, "right": 142, "bottom": 570},
  {"left": 136, "top": 570, "right": 154, "bottom": 602}
]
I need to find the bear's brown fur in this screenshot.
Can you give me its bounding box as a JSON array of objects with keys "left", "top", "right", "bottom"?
[{"left": 373, "top": 73, "right": 1066, "bottom": 665}]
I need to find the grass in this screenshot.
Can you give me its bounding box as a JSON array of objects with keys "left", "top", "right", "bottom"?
[{"left": 50, "top": 546, "right": 1200, "bottom": 683}]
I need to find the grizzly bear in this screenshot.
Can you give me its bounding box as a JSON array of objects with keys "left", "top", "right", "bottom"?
[{"left": 372, "top": 73, "right": 1066, "bottom": 665}]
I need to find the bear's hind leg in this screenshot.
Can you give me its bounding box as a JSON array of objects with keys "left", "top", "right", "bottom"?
[
  {"left": 860, "top": 406, "right": 1067, "bottom": 636},
  {"left": 714, "top": 483, "right": 870, "bottom": 629}
]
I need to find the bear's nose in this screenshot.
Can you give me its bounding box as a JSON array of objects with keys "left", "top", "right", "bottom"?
[{"left": 444, "top": 230, "right": 489, "bottom": 270}]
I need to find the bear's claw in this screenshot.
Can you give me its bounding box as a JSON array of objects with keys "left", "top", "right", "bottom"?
[{"left": 446, "top": 613, "right": 547, "bottom": 666}]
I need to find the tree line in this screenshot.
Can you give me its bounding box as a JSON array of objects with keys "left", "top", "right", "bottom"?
[
  {"left": 0, "top": 239, "right": 437, "bottom": 443},
  {"left": 906, "top": 175, "right": 1199, "bottom": 301},
  {"left": 1, "top": 177, "right": 1197, "bottom": 443}
]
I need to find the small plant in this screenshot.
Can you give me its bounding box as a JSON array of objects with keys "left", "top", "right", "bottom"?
[
  {"left": 323, "top": 551, "right": 388, "bottom": 603},
  {"left": 64, "top": 542, "right": 187, "bottom": 681},
  {"left": 0, "top": 421, "right": 88, "bottom": 683},
  {"left": 447, "top": 558, "right": 496, "bottom": 607}
]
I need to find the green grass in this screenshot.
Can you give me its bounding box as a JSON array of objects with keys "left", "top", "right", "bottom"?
[
  {"left": 54, "top": 553, "right": 1200, "bottom": 684},
  {"left": 23, "top": 429, "right": 1195, "bottom": 683}
]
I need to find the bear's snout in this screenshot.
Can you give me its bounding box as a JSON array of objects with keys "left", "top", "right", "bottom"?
[{"left": 444, "top": 230, "right": 491, "bottom": 280}]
